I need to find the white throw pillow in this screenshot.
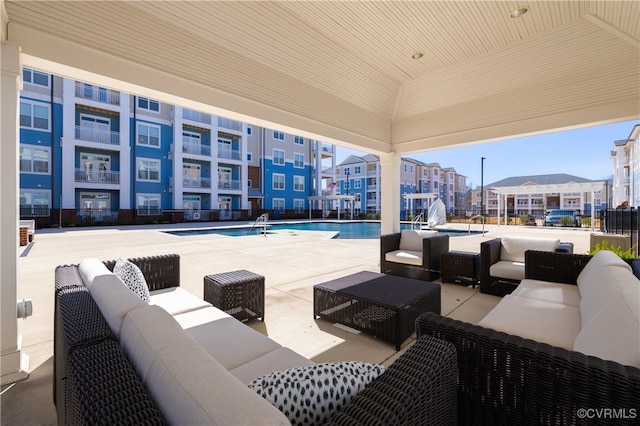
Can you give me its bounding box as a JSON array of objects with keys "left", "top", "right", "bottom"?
[
  {"left": 248, "top": 361, "right": 386, "bottom": 425},
  {"left": 113, "top": 258, "right": 150, "bottom": 302},
  {"left": 500, "top": 236, "right": 560, "bottom": 263},
  {"left": 399, "top": 229, "right": 437, "bottom": 251}
]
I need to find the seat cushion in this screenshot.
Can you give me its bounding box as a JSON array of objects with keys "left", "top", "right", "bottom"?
[
  {"left": 120, "top": 305, "right": 290, "bottom": 425},
  {"left": 511, "top": 279, "right": 581, "bottom": 307},
  {"left": 173, "top": 308, "right": 282, "bottom": 370},
  {"left": 477, "top": 295, "right": 581, "bottom": 350},
  {"left": 399, "top": 229, "right": 437, "bottom": 251},
  {"left": 500, "top": 236, "right": 560, "bottom": 263},
  {"left": 248, "top": 361, "right": 385, "bottom": 426},
  {"left": 385, "top": 250, "right": 423, "bottom": 266},
  {"left": 149, "top": 286, "right": 211, "bottom": 315},
  {"left": 230, "top": 347, "right": 316, "bottom": 385},
  {"left": 489, "top": 260, "right": 525, "bottom": 281},
  {"left": 573, "top": 278, "right": 640, "bottom": 367}
]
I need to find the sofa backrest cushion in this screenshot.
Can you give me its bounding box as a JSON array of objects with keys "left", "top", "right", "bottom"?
[
  {"left": 78, "top": 258, "right": 111, "bottom": 289},
  {"left": 500, "top": 236, "right": 560, "bottom": 263},
  {"left": 399, "top": 229, "right": 438, "bottom": 251},
  {"left": 573, "top": 277, "right": 640, "bottom": 367},
  {"left": 89, "top": 274, "right": 147, "bottom": 338},
  {"left": 577, "top": 250, "right": 631, "bottom": 298},
  {"left": 120, "top": 305, "right": 290, "bottom": 425}
]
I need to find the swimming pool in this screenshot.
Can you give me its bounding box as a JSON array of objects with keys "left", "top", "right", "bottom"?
[{"left": 166, "top": 221, "right": 481, "bottom": 239}]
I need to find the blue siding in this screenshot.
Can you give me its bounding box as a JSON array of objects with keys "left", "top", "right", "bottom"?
[{"left": 263, "top": 159, "right": 312, "bottom": 209}]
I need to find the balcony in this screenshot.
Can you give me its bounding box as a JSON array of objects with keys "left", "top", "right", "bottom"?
[
  {"left": 218, "top": 117, "right": 242, "bottom": 131},
  {"left": 75, "top": 126, "right": 120, "bottom": 145},
  {"left": 218, "top": 180, "right": 242, "bottom": 190},
  {"left": 75, "top": 82, "right": 120, "bottom": 106},
  {"left": 183, "top": 109, "right": 211, "bottom": 124},
  {"left": 183, "top": 144, "right": 212, "bottom": 157},
  {"left": 183, "top": 177, "right": 211, "bottom": 189},
  {"left": 75, "top": 169, "right": 120, "bottom": 184},
  {"left": 218, "top": 146, "right": 242, "bottom": 161}
]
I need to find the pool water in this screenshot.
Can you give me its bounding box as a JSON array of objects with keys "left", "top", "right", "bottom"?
[{"left": 166, "top": 221, "right": 481, "bottom": 239}]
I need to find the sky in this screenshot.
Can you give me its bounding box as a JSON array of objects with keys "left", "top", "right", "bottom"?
[{"left": 335, "top": 120, "right": 639, "bottom": 189}]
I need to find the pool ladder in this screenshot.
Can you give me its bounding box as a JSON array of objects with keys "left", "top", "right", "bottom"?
[
  {"left": 251, "top": 213, "right": 269, "bottom": 237},
  {"left": 411, "top": 212, "right": 424, "bottom": 230}
]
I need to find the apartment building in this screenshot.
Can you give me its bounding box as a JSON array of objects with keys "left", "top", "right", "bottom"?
[
  {"left": 470, "top": 173, "right": 608, "bottom": 218},
  {"left": 611, "top": 124, "right": 640, "bottom": 207},
  {"left": 19, "top": 68, "right": 336, "bottom": 226},
  {"left": 335, "top": 155, "right": 467, "bottom": 218}
]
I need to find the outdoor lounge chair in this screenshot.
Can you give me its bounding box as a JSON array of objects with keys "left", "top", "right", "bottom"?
[{"left": 381, "top": 229, "right": 449, "bottom": 281}]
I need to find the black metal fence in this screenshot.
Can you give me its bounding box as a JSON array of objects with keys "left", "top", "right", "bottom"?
[{"left": 599, "top": 208, "right": 639, "bottom": 253}]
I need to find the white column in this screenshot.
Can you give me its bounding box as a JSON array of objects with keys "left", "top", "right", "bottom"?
[
  {"left": 119, "top": 94, "right": 131, "bottom": 209},
  {"left": 380, "top": 152, "right": 401, "bottom": 234},
  {"left": 1, "top": 42, "right": 29, "bottom": 385},
  {"left": 61, "top": 78, "right": 76, "bottom": 209},
  {"left": 241, "top": 125, "right": 248, "bottom": 210},
  {"left": 591, "top": 191, "right": 596, "bottom": 231},
  {"left": 172, "top": 108, "right": 184, "bottom": 208},
  {"left": 497, "top": 194, "right": 501, "bottom": 226}
]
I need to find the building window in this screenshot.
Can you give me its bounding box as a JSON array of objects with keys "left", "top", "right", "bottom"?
[
  {"left": 354, "top": 166, "right": 361, "bottom": 174},
  {"left": 137, "top": 123, "right": 161, "bottom": 147},
  {"left": 20, "top": 190, "right": 50, "bottom": 216},
  {"left": 272, "top": 198, "right": 285, "bottom": 212},
  {"left": 344, "top": 167, "right": 350, "bottom": 176},
  {"left": 23, "top": 68, "right": 50, "bottom": 87},
  {"left": 273, "top": 149, "right": 285, "bottom": 165},
  {"left": 294, "top": 153, "right": 304, "bottom": 168},
  {"left": 294, "top": 199, "right": 305, "bottom": 213},
  {"left": 247, "top": 152, "right": 253, "bottom": 162},
  {"left": 137, "top": 158, "right": 160, "bottom": 182},
  {"left": 294, "top": 176, "right": 305, "bottom": 191},
  {"left": 248, "top": 179, "right": 252, "bottom": 187},
  {"left": 137, "top": 97, "right": 160, "bottom": 112},
  {"left": 273, "top": 173, "right": 285, "bottom": 190},
  {"left": 137, "top": 194, "right": 161, "bottom": 215},
  {"left": 19, "top": 145, "right": 50, "bottom": 174},
  {"left": 20, "top": 101, "right": 50, "bottom": 130},
  {"left": 343, "top": 180, "right": 350, "bottom": 190},
  {"left": 294, "top": 136, "right": 304, "bottom": 145},
  {"left": 353, "top": 179, "right": 361, "bottom": 189},
  {"left": 247, "top": 127, "right": 252, "bottom": 135},
  {"left": 273, "top": 130, "right": 285, "bottom": 141},
  {"left": 410, "top": 165, "right": 414, "bottom": 173},
  {"left": 595, "top": 198, "right": 602, "bottom": 206}
]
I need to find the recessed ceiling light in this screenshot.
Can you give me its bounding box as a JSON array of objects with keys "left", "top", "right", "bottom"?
[
  {"left": 412, "top": 52, "right": 424, "bottom": 60},
  {"left": 509, "top": 6, "right": 529, "bottom": 18}
]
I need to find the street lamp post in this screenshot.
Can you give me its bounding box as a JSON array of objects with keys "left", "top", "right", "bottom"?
[
  {"left": 481, "top": 157, "right": 486, "bottom": 235},
  {"left": 345, "top": 169, "right": 350, "bottom": 219}
]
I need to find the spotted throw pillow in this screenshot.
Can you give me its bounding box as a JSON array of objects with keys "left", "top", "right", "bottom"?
[
  {"left": 248, "top": 361, "right": 385, "bottom": 425},
  {"left": 113, "top": 258, "right": 150, "bottom": 302}
]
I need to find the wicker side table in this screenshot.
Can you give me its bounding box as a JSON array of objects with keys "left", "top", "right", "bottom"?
[
  {"left": 204, "top": 270, "right": 265, "bottom": 322},
  {"left": 441, "top": 251, "right": 479, "bottom": 288}
]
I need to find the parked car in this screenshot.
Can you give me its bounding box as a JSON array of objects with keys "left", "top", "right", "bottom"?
[{"left": 544, "top": 209, "right": 581, "bottom": 227}]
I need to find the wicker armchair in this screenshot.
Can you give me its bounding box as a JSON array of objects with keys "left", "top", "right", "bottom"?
[
  {"left": 416, "top": 312, "right": 640, "bottom": 425},
  {"left": 380, "top": 231, "right": 449, "bottom": 281}
]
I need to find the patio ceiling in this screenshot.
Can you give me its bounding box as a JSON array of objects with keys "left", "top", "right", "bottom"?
[{"left": 3, "top": 1, "right": 639, "bottom": 154}]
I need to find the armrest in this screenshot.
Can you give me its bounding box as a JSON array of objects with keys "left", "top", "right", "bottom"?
[
  {"left": 524, "top": 250, "right": 591, "bottom": 284},
  {"left": 480, "top": 238, "right": 501, "bottom": 281},
  {"left": 380, "top": 233, "right": 401, "bottom": 268},
  {"left": 423, "top": 234, "right": 449, "bottom": 271},
  {"left": 327, "top": 335, "right": 457, "bottom": 426},
  {"left": 416, "top": 312, "right": 640, "bottom": 425}
]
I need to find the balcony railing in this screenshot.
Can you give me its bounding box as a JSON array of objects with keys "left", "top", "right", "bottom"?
[
  {"left": 75, "top": 82, "right": 120, "bottom": 106},
  {"left": 77, "top": 209, "right": 119, "bottom": 224},
  {"left": 75, "top": 126, "right": 120, "bottom": 145},
  {"left": 218, "top": 117, "right": 242, "bottom": 131},
  {"left": 183, "top": 177, "right": 212, "bottom": 189},
  {"left": 183, "top": 109, "right": 211, "bottom": 124},
  {"left": 218, "top": 147, "right": 242, "bottom": 160},
  {"left": 218, "top": 180, "right": 241, "bottom": 190},
  {"left": 137, "top": 207, "right": 162, "bottom": 216},
  {"left": 20, "top": 206, "right": 50, "bottom": 217},
  {"left": 75, "top": 169, "right": 120, "bottom": 184},
  {"left": 183, "top": 144, "right": 212, "bottom": 156}
]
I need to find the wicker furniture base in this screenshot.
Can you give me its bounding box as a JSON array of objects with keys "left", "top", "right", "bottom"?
[
  {"left": 204, "top": 270, "right": 265, "bottom": 322},
  {"left": 442, "top": 251, "right": 479, "bottom": 288},
  {"left": 314, "top": 271, "right": 440, "bottom": 350}
]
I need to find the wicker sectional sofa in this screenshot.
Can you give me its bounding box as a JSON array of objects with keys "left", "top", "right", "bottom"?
[
  {"left": 55, "top": 254, "right": 458, "bottom": 425},
  {"left": 417, "top": 250, "right": 640, "bottom": 425}
]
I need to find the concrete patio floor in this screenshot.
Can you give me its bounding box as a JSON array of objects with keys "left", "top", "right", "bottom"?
[{"left": 1, "top": 221, "right": 593, "bottom": 424}]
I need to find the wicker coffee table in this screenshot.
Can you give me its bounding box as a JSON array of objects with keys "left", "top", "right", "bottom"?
[{"left": 313, "top": 271, "right": 441, "bottom": 350}]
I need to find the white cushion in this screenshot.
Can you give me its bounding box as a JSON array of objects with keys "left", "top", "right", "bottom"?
[
  {"left": 230, "top": 347, "right": 316, "bottom": 385},
  {"left": 579, "top": 263, "right": 639, "bottom": 327},
  {"left": 399, "top": 229, "right": 437, "bottom": 251},
  {"left": 149, "top": 286, "right": 211, "bottom": 315},
  {"left": 173, "top": 308, "right": 282, "bottom": 370},
  {"left": 499, "top": 236, "right": 560, "bottom": 263},
  {"left": 385, "top": 250, "right": 422, "bottom": 266},
  {"left": 573, "top": 279, "right": 640, "bottom": 367},
  {"left": 477, "top": 295, "right": 581, "bottom": 350},
  {"left": 120, "top": 305, "right": 290, "bottom": 425},
  {"left": 511, "top": 279, "right": 581, "bottom": 307},
  {"left": 577, "top": 250, "right": 632, "bottom": 300},
  {"left": 113, "top": 258, "right": 150, "bottom": 302},
  {"left": 248, "top": 361, "right": 385, "bottom": 425},
  {"left": 489, "top": 260, "right": 525, "bottom": 281},
  {"left": 89, "top": 274, "right": 147, "bottom": 338},
  {"left": 78, "top": 258, "right": 111, "bottom": 288}
]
